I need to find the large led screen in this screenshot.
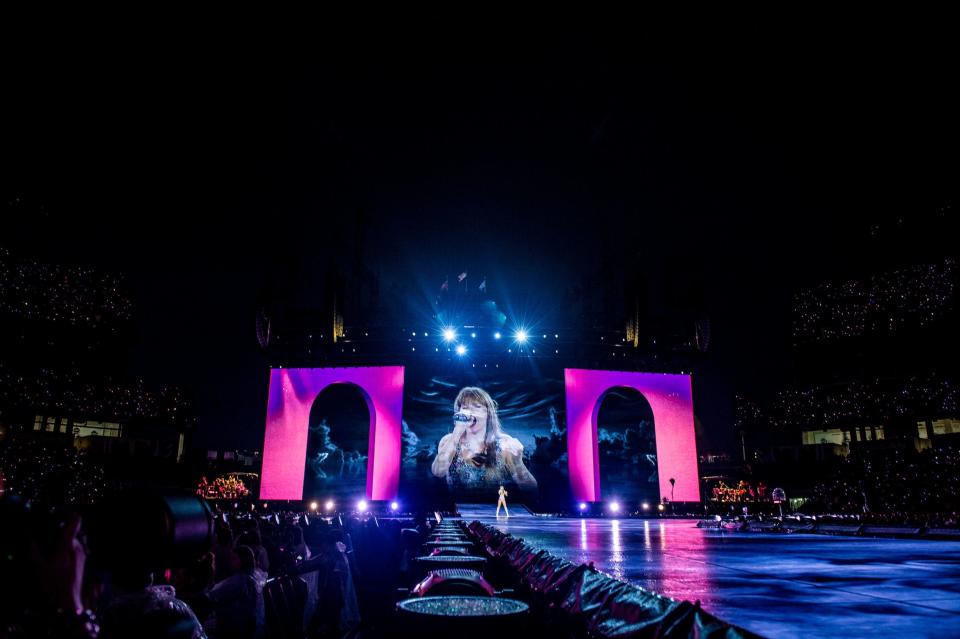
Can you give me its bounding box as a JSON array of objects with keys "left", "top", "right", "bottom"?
[
  {"left": 398, "top": 366, "right": 570, "bottom": 509},
  {"left": 260, "top": 364, "right": 699, "bottom": 507}
]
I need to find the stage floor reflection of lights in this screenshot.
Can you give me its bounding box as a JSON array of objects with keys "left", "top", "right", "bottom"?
[{"left": 456, "top": 505, "right": 960, "bottom": 639}]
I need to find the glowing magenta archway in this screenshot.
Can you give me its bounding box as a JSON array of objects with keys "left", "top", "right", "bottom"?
[
  {"left": 259, "top": 366, "right": 404, "bottom": 501},
  {"left": 565, "top": 369, "right": 700, "bottom": 503}
]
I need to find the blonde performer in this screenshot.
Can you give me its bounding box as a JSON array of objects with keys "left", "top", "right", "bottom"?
[{"left": 496, "top": 484, "right": 509, "bottom": 517}]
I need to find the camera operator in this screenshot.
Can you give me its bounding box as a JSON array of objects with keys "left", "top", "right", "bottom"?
[
  {"left": 0, "top": 492, "right": 213, "bottom": 639},
  {"left": 0, "top": 500, "right": 98, "bottom": 638}
]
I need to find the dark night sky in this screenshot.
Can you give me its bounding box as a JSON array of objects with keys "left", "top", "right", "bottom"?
[{"left": 3, "top": 27, "right": 957, "bottom": 452}]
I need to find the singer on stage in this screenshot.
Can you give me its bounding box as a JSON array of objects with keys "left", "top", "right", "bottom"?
[
  {"left": 496, "top": 485, "right": 509, "bottom": 517},
  {"left": 431, "top": 386, "right": 538, "bottom": 491}
]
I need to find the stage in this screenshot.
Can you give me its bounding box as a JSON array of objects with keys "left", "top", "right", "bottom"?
[{"left": 456, "top": 504, "right": 960, "bottom": 638}]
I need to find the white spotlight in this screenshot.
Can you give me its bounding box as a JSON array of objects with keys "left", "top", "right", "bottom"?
[
  {"left": 494, "top": 332, "right": 502, "bottom": 339},
  {"left": 514, "top": 329, "right": 528, "bottom": 344},
  {"left": 309, "top": 501, "right": 318, "bottom": 511},
  {"left": 357, "top": 500, "right": 368, "bottom": 512},
  {"left": 455, "top": 344, "right": 467, "bottom": 356},
  {"left": 609, "top": 502, "right": 621, "bottom": 513},
  {"left": 390, "top": 501, "right": 399, "bottom": 511},
  {"left": 325, "top": 499, "right": 335, "bottom": 511},
  {"left": 443, "top": 328, "right": 456, "bottom": 342}
]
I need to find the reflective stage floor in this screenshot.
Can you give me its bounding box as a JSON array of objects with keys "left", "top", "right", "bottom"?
[{"left": 456, "top": 504, "right": 960, "bottom": 638}]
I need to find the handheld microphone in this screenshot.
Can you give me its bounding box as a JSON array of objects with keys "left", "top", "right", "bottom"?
[{"left": 453, "top": 412, "right": 474, "bottom": 423}]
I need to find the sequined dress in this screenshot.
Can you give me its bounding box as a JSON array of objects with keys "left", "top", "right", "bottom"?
[{"left": 447, "top": 438, "right": 508, "bottom": 491}]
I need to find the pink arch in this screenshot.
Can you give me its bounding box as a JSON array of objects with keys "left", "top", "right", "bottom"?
[
  {"left": 565, "top": 369, "right": 700, "bottom": 503},
  {"left": 259, "top": 366, "right": 404, "bottom": 501}
]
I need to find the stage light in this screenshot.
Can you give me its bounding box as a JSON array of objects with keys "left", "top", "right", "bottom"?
[
  {"left": 609, "top": 501, "right": 621, "bottom": 513},
  {"left": 658, "top": 504, "right": 666, "bottom": 512},
  {"left": 514, "top": 329, "right": 528, "bottom": 344},
  {"left": 494, "top": 332, "right": 502, "bottom": 339},
  {"left": 456, "top": 344, "right": 467, "bottom": 356},
  {"left": 325, "top": 499, "right": 335, "bottom": 511},
  {"left": 578, "top": 502, "right": 587, "bottom": 511},
  {"left": 412, "top": 332, "right": 416, "bottom": 336},
  {"left": 443, "top": 327, "right": 456, "bottom": 342},
  {"left": 642, "top": 502, "right": 650, "bottom": 511},
  {"left": 357, "top": 500, "right": 368, "bottom": 512},
  {"left": 310, "top": 501, "right": 318, "bottom": 511},
  {"left": 471, "top": 332, "right": 476, "bottom": 338},
  {"left": 390, "top": 501, "right": 399, "bottom": 511}
]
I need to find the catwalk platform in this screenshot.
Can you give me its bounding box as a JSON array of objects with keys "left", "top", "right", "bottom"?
[{"left": 455, "top": 504, "right": 960, "bottom": 638}]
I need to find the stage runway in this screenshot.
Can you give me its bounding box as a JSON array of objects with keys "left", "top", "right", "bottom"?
[{"left": 456, "top": 504, "right": 960, "bottom": 638}]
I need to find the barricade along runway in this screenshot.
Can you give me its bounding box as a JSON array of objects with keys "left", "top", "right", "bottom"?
[{"left": 456, "top": 504, "right": 960, "bottom": 638}]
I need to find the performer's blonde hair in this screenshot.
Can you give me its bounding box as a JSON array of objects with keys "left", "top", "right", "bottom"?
[{"left": 454, "top": 386, "right": 504, "bottom": 453}]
